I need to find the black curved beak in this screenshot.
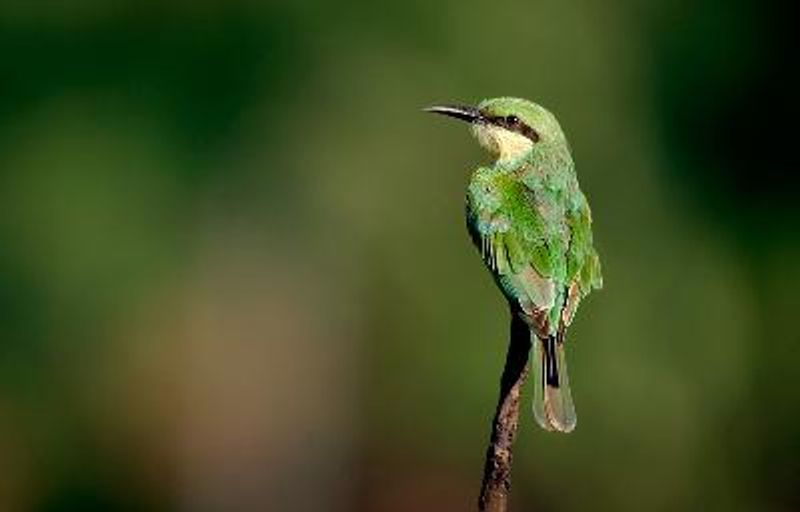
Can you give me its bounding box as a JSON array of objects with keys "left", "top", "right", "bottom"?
[{"left": 424, "top": 104, "right": 484, "bottom": 124}]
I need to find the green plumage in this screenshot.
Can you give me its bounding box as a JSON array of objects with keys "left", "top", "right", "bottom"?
[{"left": 429, "top": 97, "right": 602, "bottom": 432}]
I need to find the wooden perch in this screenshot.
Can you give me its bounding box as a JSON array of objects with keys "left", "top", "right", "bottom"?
[{"left": 478, "top": 313, "right": 532, "bottom": 512}]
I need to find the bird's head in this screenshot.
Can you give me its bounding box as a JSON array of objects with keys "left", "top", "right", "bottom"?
[{"left": 426, "top": 97, "right": 568, "bottom": 163}]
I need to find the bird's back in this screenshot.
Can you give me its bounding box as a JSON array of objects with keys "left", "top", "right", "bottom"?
[{"left": 466, "top": 156, "right": 601, "bottom": 331}]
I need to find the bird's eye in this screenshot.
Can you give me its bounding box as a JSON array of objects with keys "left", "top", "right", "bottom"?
[{"left": 506, "top": 115, "right": 520, "bottom": 125}]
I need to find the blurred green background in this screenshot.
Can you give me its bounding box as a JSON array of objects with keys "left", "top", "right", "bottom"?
[{"left": 1, "top": 1, "right": 798, "bottom": 511}]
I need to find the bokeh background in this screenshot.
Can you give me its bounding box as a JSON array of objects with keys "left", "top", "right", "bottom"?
[{"left": 1, "top": 1, "right": 798, "bottom": 511}]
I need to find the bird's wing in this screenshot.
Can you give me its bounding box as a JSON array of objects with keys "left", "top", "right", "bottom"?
[
  {"left": 476, "top": 182, "right": 559, "bottom": 323},
  {"left": 564, "top": 192, "right": 603, "bottom": 302},
  {"left": 494, "top": 229, "right": 556, "bottom": 314}
]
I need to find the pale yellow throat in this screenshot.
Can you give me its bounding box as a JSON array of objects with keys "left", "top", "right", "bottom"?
[{"left": 473, "top": 124, "right": 533, "bottom": 161}]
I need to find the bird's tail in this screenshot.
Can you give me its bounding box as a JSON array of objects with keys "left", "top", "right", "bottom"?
[{"left": 532, "top": 334, "right": 577, "bottom": 432}]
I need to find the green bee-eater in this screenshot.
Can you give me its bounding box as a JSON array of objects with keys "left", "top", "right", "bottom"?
[{"left": 427, "top": 97, "right": 602, "bottom": 432}]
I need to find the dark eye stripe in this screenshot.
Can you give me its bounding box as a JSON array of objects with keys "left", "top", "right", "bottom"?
[
  {"left": 519, "top": 124, "right": 540, "bottom": 142},
  {"left": 488, "top": 115, "right": 540, "bottom": 143}
]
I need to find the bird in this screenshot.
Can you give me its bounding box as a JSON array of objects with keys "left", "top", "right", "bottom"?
[{"left": 426, "top": 97, "right": 602, "bottom": 432}]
